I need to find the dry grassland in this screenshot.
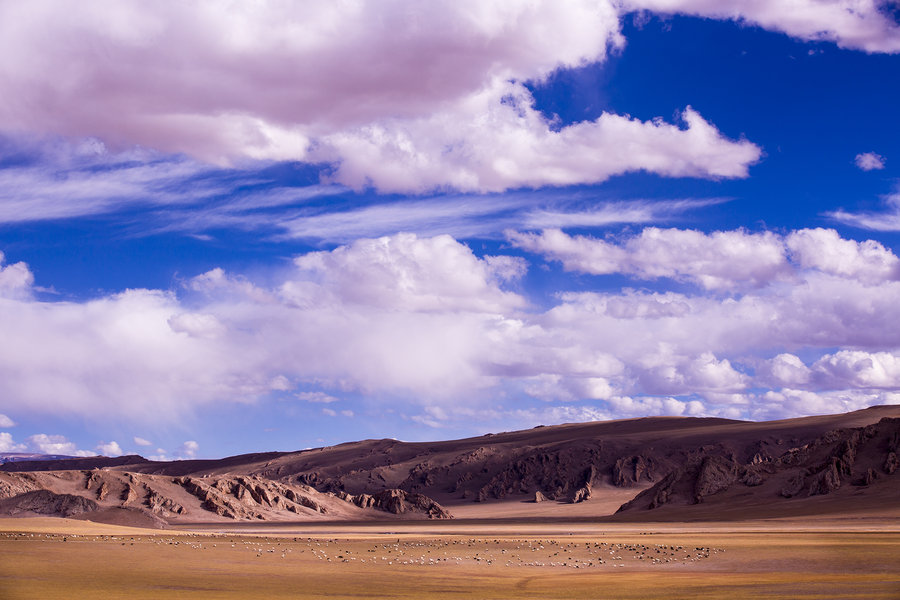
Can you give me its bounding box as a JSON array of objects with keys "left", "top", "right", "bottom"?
[{"left": 0, "top": 517, "right": 898, "bottom": 599}]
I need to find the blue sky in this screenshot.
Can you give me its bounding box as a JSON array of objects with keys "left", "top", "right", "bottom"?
[{"left": 1, "top": 1, "right": 899, "bottom": 460}]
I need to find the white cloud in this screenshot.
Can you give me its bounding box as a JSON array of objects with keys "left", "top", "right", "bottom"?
[
  {"left": 812, "top": 350, "right": 900, "bottom": 389},
  {"left": 26, "top": 434, "right": 92, "bottom": 457},
  {"left": 177, "top": 440, "right": 199, "bottom": 459},
  {"left": 757, "top": 353, "right": 813, "bottom": 387},
  {"left": 95, "top": 440, "right": 123, "bottom": 457},
  {"left": 622, "top": 0, "right": 900, "bottom": 53},
  {"left": 148, "top": 448, "right": 169, "bottom": 462},
  {"left": 787, "top": 227, "right": 900, "bottom": 283},
  {"left": 290, "top": 233, "right": 527, "bottom": 313},
  {"left": 321, "top": 408, "right": 337, "bottom": 417},
  {"left": 323, "top": 94, "right": 760, "bottom": 192},
  {"left": 278, "top": 194, "right": 720, "bottom": 243},
  {"left": 830, "top": 192, "right": 900, "bottom": 232},
  {"left": 509, "top": 227, "right": 790, "bottom": 290},
  {"left": 133, "top": 436, "right": 153, "bottom": 447},
  {"left": 522, "top": 374, "right": 617, "bottom": 402},
  {"left": 0, "top": 413, "right": 15, "bottom": 428},
  {"left": 411, "top": 395, "right": 711, "bottom": 432},
  {"left": 0, "top": 1, "right": 894, "bottom": 198},
  {"left": 0, "top": 252, "right": 34, "bottom": 299},
  {"left": 167, "top": 312, "right": 226, "bottom": 340},
  {"left": 296, "top": 392, "right": 340, "bottom": 404},
  {"left": 752, "top": 388, "right": 900, "bottom": 421},
  {"left": 0, "top": 432, "right": 25, "bottom": 453},
  {"left": 0, "top": 134, "right": 357, "bottom": 230},
  {"left": 855, "top": 151, "right": 886, "bottom": 170},
  {"left": 512, "top": 227, "right": 900, "bottom": 288},
  {"left": 0, "top": 141, "right": 222, "bottom": 223},
  {"left": 2, "top": 229, "right": 900, "bottom": 426},
  {"left": 0, "top": 1, "right": 764, "bottom": 193},
  {"left": 521, "top": 198, "right": 727, "bottom": 230}
]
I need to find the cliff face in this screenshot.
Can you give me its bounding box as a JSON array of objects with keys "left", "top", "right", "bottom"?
[
  {"left": 616, "top": 417, "right": 900, "bottom": 516},
  {"left": 0, "top": 470, "right": 451, "bottom": 525},
  {"left": 251, "top": 408, "right": 899, "bottom": 514}
]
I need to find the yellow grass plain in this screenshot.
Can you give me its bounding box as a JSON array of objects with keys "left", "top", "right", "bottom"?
[{"left": 0, "top": 517, "right": 898, "bottom": 599}]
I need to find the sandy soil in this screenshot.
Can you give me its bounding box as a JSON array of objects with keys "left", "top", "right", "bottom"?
[
  {"left": 445, "top": 487, "right": 646, "bottom": 520},
  {"left": 0, "top": 516, "right": 897, "bottom": 599}
]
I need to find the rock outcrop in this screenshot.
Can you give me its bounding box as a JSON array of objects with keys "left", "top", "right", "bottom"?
[
  {"left": 369, "top": 489, "right": 452, "bottom": 519},
  {"left": 612, "top": 455, "right": 654, "bottom": 487},
  {"left": 618, "top": 417, "right": 900, "bottom": 514},
  {"left": 0, "top": 490, "right": 99, "bottom": 517},
  {"left": 146, "top": 489, "right": 185, "bottom": 517}
]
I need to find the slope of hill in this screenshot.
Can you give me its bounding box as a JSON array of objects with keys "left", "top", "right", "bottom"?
[{"left": 0, "top": 405, "right": 897, "bottom": 526}]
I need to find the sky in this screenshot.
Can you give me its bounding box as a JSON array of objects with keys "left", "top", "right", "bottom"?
[{"left": 1, "top": 1, "right": 900, "bottom": 461}]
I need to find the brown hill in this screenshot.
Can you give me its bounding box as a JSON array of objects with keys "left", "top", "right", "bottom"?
[
  {"left": 0, "top": 469, "right": 450, "bottom": 527},
  {"left": 0, "top": 405, "right": 897, "bottom": 526}
]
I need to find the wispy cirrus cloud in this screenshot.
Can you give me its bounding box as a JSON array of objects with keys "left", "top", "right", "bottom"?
[
  {"left": 0, "top": 132, "right": 724, "bottom": 242},
  {"left": 0, "top": 134, "right": 349, "bottom": 231},
  {"left": 276, "top": 194, "right": 721, "bottom": 243},
  {"left": 828, "top": 191, "right": 900, "bottom": 232}
]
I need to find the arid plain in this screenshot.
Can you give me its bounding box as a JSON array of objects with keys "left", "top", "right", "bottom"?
[
  {"left": 1, "top": 406, "right": 898, "bottom": 599},
  {"left": 1, "top": 517, "right": 898, "bottom": 599}
]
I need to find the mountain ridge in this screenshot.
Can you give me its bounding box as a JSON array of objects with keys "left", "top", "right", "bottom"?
[{"left": 1, "top": 405, "right": 897, "bottom": 526}]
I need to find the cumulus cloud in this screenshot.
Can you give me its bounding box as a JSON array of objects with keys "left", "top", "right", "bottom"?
[
  {"left": 167, "top": 312, "right": 226, "bottom": 340},
  {"left": 786, "top": 227, "right": 900, "bottom": 283},
  {"left": 0, "top": 432, "right": 26, "bottom": 453},
  {"left": 0, "top": 1, "right": 763, "bottom": 193},
  {"left": 133, "top": 436, "right": 153, "bottom": 447},
  {"left": 290, "top": 233, "right": 527, "bottom": 313},
  {"left": 0, "top": 413, "right": 15, "bottom": 428},
  {"left": 411, "top": 395, "right": 710, "bottom": 431},
  {"left": 855, "top": 151, "right": 886, "bottom": 170},
  {"left": 178, "top": 441, "right": 199, "bottom": 459},
  {"left": 812, "top": 350, "right": 900, "bottom": 389},
  {"left": 0, "top": 252, "right": 34, "bottom": 299},
  {"left": 757, "top": 353, "right": 813, "bottom": 387},
  {"left": 621, "top": 0, "right": 900, "bottom": 53},
  {"left": 95, "top": 440, "right": 123, "bottom": 457},
  {"left": 26, "top": 434, "right": 92, "bottom": 456},
  {"left": 1, "top": 229, "right": 900, "bottom": 425},
  {"left": 0, "top": 1, "right": 895, "bottom": 197},
  {"left": 752, "top": 388, "right": 900, "bottom": 422},
  {"left": 509, "top": 227, "right": 790, "bottom": 290},
  {"left": 322, "top": 97, "right": 761, "bottom": 192},
  {"left": 511, "top": 227, "right": 900, "bottom": 289}
]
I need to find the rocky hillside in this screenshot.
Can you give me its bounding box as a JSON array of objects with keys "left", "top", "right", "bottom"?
[
  {"left": 0, "top": 469, "right": 450, "bottom": 527},
  {"left": 616, "top": 415, "right": 900, "bottom": 518},
  {"left": 1, "top": 406, "right": 897, "bottom": 525}
]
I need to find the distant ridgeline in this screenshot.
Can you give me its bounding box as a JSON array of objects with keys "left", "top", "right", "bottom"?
[
  {"left": 0, "top": 453, "right": 78, "bottom": 465},
  {"left": 0, "top": 406, "right": 898, "bottom": 527}
]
